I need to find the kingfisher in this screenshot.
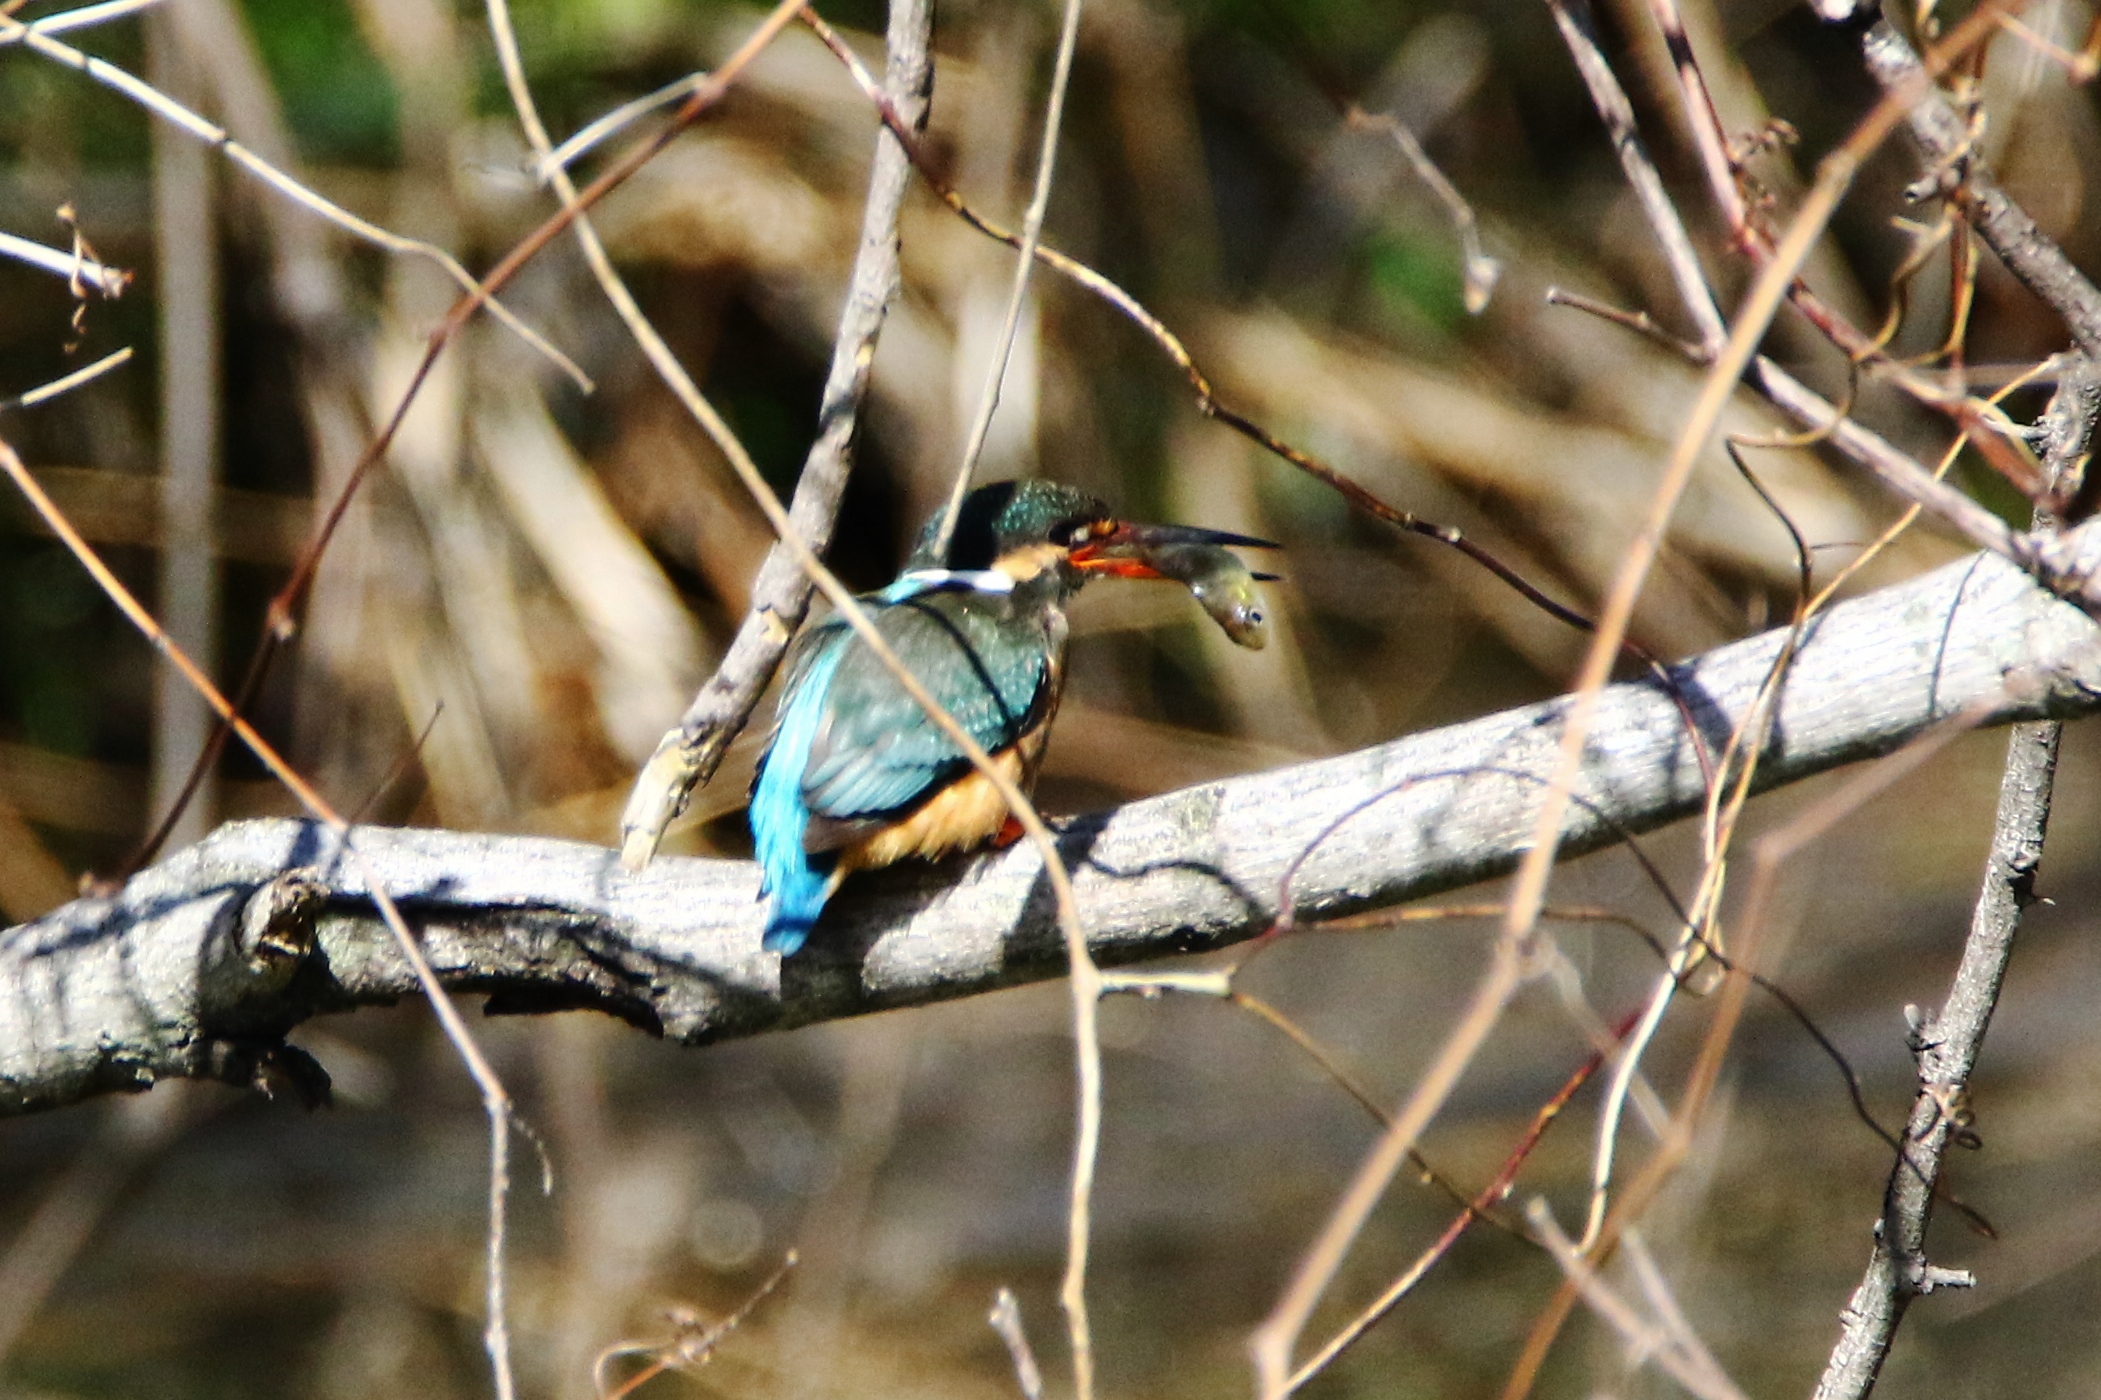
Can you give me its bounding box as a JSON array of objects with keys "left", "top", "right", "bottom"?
[{"left": 750, "top": 479, "right": 1275, "bottom": 953}]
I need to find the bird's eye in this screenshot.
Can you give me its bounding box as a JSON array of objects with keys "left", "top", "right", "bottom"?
[{"left": 1055, "top": 518, "right": 1112, "bottom": 547}]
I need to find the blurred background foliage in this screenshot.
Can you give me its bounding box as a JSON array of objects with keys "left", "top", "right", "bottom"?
[{"left": 0, "top": 0, "right": 2100, "bottom": 1395}]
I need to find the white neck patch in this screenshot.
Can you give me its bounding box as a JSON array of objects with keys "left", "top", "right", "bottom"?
[{"left": 896, "top": 567, "right": 1016, "bottom": 594}]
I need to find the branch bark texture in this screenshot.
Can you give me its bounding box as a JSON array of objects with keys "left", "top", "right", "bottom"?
[{"left": 5, "top": 547, "right": 2100, "bottom": 1117}]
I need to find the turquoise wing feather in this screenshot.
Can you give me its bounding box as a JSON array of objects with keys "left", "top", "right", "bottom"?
[
  {"left": 750, "top": 581, "right": 1053, "bottom": 953},
  {"left": 801, "top": 589, "right": 1051, "bottom": 826}
]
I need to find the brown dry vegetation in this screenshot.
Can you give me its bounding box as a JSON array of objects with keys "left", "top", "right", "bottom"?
[{"left": 2, "top": 0, "right": 2101, "bottom": 1397}]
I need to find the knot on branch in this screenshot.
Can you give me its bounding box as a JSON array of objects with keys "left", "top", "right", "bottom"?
[
  {"left": 235, "top": 871, "right": 326, "bottom": 982},
  {"left": 1904, "top": 1260, "right": 1976, "bottom": 1296}
]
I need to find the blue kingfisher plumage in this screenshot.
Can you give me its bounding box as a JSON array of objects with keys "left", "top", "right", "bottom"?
[{"left": 750, "top": 480, "right": 1274, "bottom": 953}]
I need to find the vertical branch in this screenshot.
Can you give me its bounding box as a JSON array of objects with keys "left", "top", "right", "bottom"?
[
  {"left": 146, "top": 10, "right": 220, "bottom": 852},
  {"left": 619, "top": 0, "right": 936, "bottom": 867},
  {"left": 1808, "top": 719, "right": 2057, "bottom": 1400},
  {"left": 1811, "top": 321, "right": 2093, "bottom": 1400}
]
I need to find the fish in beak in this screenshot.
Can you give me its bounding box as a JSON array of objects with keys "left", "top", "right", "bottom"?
[{"left": 1070, "top": 522, "right": 1281, "bottom": 649}]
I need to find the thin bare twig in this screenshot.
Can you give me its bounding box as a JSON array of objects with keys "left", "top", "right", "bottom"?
[
  {"left": 0, "top": 345, "right": 132, "bottom": 412},
  {"left": 1527, "top": 1202, "right": 1749, "bottom": 1400},
  {"left": 0, "top": 12, "right": 586, "bottom": 386},
  {"left": 541, "top": 68, "right": 711, "bottom": 176},
  {"left": 930, "top": 0, "right": 1086, "bottom": 560},
  {"left": 593, "top": 1251, "right": 797, "bottom": 1400},
  {"left": 1544, "top": 286, "right": 1709, "bottom": 361},
  {"left": 1344, "top": 105, "right": 1499, "bottom": 313},
  {"left": 989, "top": 1288, "right": 1047, "bottom": 1400},
  {"left": 0, "top": 228, "right": 129, "bottom": 295},
  {"left": 1, "top": 0, "right": 166, "bottom": 37}
]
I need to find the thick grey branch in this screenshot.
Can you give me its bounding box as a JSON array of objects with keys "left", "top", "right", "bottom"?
[
  {"left": 619, "top": 0, "right": 935, "bottom": 863},
  {"left": 5, "top": 547, "right": 2100, "bottom": 1117}
]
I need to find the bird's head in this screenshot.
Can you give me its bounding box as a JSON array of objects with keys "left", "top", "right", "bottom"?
[{"left": 910, "top": 480, "right": 1274, "bottom": 596}]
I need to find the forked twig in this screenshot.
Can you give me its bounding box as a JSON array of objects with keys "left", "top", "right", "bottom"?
[
  {"left": 593, "top": 1250, "right": 798, "bottom": 1400},
  {"left": 1528, "top": 1203, "right": 1749, "bottom": 1400},
  {"left": 1343, "top": 105, "right": 1499, "bottom": 314}
]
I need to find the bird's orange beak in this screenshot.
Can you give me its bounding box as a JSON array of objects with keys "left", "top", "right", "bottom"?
[{"left": 1069, "top": 521, "right": 1277, "bottom": 576}]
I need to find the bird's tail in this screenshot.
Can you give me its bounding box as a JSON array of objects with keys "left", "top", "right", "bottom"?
[
  {"left": 751, "top": 643, "right": 848, "bottom": 955},
  {"left": 759, "top": 854, "right": 836, "bottom": 954}
]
